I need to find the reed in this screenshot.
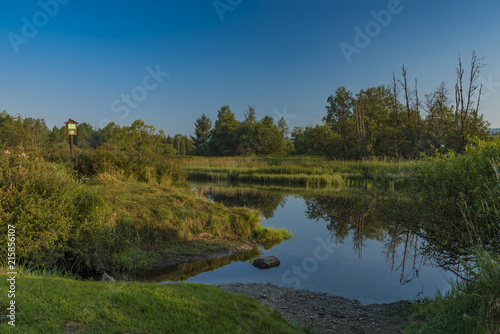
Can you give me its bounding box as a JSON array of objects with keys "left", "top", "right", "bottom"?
[{"left": 180, "top": 156, "right": 414, "bottom": 186}]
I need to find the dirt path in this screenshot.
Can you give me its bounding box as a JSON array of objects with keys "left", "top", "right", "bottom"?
[{"left": 216, "top": 283, "right": 410, "bottom": 334}]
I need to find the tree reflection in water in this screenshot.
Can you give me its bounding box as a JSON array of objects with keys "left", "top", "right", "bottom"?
[
  {"left": 193, "top": 183, "right": 439, "bottom": 289},
  {"left": 303, "top": 194, "right": 427, "bottom": 288}
]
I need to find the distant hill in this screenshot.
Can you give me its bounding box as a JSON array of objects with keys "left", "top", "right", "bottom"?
[{"left": 490, "top": 128, "right": 500, "bottom": 135}]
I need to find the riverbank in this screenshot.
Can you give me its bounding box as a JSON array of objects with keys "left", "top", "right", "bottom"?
[
  {"left": 0, "top": 152, "right": 292, "bottom": 276},
  {"left": 0, "top": 271, "right": 410, "bottom": 333},
  {"left": 217, "top": 283, "right": 410, "bottom": 334},
  {"left": 0, "top": 274, "right": 307, "bottom": 333}
]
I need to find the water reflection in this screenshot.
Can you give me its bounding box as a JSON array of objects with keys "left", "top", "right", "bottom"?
[
  {"left": 136, "top": 246, "right": 260, "bottom": 282},
  {"left": 198, "top": 185, "right": 287, "bottom": 219},
  {"left": 152, "top": 182, "right": 451, "bottom": 303},
  {"left": 303, "top": 194, "right": 430, "bottom": 289}
]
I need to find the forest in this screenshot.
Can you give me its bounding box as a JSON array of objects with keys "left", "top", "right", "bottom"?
[{"left": 1, "top": 53, "right": 493, "bottom": 161}]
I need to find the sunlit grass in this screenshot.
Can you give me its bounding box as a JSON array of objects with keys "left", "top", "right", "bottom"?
[
  {"left": 175, "top": 155, "right": 416, "bottom": 186},
  {"left": 0, "top": 275, "right": 306, "bottom": 333}
]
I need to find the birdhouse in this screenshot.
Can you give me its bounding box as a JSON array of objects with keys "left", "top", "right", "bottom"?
[{"left": 65, "top": 119, "right": 79, "bottom": 136}]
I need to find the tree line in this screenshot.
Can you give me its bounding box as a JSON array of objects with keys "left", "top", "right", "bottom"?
[
  {"left": 0, "top": 113, "right": 195, "bottom": 157},
  {"left": 0, "top": 52, "right": 492, "bottom": 160},
  {"left": 192, "top": 52, "right": 491, "bottom": 158}
]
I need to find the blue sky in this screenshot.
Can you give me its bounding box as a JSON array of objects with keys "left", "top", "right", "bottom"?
[{"left": 1, "top": 0, "right": 499, "bottom": 136}]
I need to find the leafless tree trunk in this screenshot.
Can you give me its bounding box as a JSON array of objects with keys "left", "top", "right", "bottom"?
[
  {"left": 354, "top": 94, "right": 367, "bottom": 157},
  {"left": 398, "top": 65, "right": 414, "bottom": 147},
  {"left": 414, "top": 78, "right": 421, "bottom": 147},
  {"left": 455, "top": 51, "right": 484, "bottom": 150},
  {"left": 391, "top": 73, "right": 400, "bottom": 157}
]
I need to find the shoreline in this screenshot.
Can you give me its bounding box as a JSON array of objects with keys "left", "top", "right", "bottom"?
[
  {"left": 142, "top": 246, "right": 410, "bottom": 333},
  {"left": 148, "top": 246, "right": 410, "bottom": 333},
  {"left": 215, "top": 282, "right": 410, "bottom": 334}
]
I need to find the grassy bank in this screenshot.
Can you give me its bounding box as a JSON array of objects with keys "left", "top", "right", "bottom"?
[
  {"left": 405, "top": 245, "right": 500, "bottom": 333},
  {"left": 0, "top": 274, "right": 306, "bottom": 333},
  {"left": 0, "top": 151, "right": 292, "bottom": 276},
  {"left": 176, "top": 156, "right": 415, "bottom": 186}
]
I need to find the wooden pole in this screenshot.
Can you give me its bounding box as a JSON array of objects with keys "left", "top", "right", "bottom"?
[{"left": 70, "top": 135, "right": 74, "bottom": 155}]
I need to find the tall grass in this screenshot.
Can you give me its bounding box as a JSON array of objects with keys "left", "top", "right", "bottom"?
[
  {"left": 407, "top": 244, "right": 500, "bottom": 333},
  {"left": 177, "top": 156, "right": 415, "bottom": 186},
  {"left": 0, "top": 150, "right": 292, "bottom": 275}
]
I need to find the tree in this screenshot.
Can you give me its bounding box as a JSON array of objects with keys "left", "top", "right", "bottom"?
[
  {"left": 454, "top": 51, "right": 490, "bottom": 152},
  {"left": 292, "top": 125, "right": 343, "bottom": 158},
  {"left": 253, "top": 116, "right": 286, "bottom": 155},
  {"left": 277, "top": 116, "right": 290, "bottom": 139},
  {"left": 243, "top": 105, "right": 257, "bottom": 126},
  {"left": 74, "top": 122, "right": 101, "bottom": 149},
  {"left": 191, "top": 114, "right": 212, "bottom": 155},
  {"left": 324, "top": 86, "right": 354, "bottom": 158},
  {"left": 324, "top": 86, "right": 354, "bottom": 135},
  {"left": 422, "top": 82, "right": 455, "bottom": 153},
  {"left": 209, "top": 105, "right": 240, "bottom": 156}
]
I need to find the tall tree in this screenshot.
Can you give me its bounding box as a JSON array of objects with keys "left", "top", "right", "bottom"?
[
  {"left": 243, "top": 105, "right": 257, "bottom": 126},
  {"left": 324, "top": 86, "right": 354, "bottom": 158},
  {"left": 277, "top": 116, "right": 290, "bottom": 139},
  {"left": 191, "top": 114, "right": 212, "bottom": 155},
  {"left": 209, "top": 105, "right": 239, "bottom": 156}
]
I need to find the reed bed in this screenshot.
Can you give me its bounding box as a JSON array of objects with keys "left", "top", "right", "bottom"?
[{"left": 179, "top": 156, "right": 415, "bottom": 186}]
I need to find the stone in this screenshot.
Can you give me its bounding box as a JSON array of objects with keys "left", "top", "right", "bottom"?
[
  {"left": 101, "top": 272, "right": 115, "bottom": 283},
  {"left": 252, "top": 256, "right": 280, "bottom": 269}
]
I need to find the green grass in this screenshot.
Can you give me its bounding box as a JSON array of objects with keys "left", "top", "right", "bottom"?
[
  {"left": 176, "top": 155, "right": 415, "bottom": 186},
  {"left": 0, "top": 152, "right": 293, "bottom": 275},
  {"left": 0, "top": 275, "right": 307, "bottom": 333},
  {"left": 405, "top": 249, "right": 499, "bottom": 333}
]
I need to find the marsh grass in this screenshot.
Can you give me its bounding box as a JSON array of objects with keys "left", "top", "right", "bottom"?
[{"left": 178, "top": 156, "right": 414, "bottom": 186}]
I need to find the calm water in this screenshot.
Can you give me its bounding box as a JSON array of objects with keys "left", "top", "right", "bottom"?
[{"left": 141, "top": 183, "right": 453, "bottom": 304}]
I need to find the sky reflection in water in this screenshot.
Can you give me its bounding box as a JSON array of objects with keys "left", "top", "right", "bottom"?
[{"left": 153, "top": 185, "right": 452, "bottom": 304}]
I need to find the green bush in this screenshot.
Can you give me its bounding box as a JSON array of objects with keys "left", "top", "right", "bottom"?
[
  {"left": 407, "top": 139, "right": 500, "bottom": 267},
  {"left": 0, "top": 151, "right": 108, "bottom": 267}
]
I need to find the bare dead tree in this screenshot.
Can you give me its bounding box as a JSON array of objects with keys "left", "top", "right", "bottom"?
[
  {"left": 391, "top": 72, "right": 400, "bottom": 157},
  {"left": 414, "top": 78, "right": 421, "bottom": 146},
  {"left": 398, "top": 65, "right": 414, "bottom": 147},
  {"left": 455, "top": 51, "right": 485, "bottom": 150},
  {"left": 354, "top": 92, "right": 367, "bottom": 157}
]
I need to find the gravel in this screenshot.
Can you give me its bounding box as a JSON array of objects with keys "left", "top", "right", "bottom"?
[{"left": 215, "top": 282, "right": 410, "bottom": 334}]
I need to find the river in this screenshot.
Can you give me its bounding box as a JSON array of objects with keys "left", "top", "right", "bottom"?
[{"left": 139, "top": 182, "right": 453, "bottom": 304}]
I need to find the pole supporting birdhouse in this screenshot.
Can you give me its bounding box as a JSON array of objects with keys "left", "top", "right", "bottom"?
[{"left": 65, "top": 119, "right": 79, "bottom": 155}]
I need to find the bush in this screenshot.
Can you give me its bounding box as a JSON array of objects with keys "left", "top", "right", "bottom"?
[
  {"left": 0, "top": 151, "right": 109, "bottom": 267},
  {"left": 407, "top": 139, "right": 500, "bottom": 268},
  {"left": 70, "top": 146, "right": 187, "bottom": 186}
]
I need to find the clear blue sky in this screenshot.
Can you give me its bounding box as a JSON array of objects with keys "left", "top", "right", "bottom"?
[{"left": 1, "top": 0, "right": 499, "bottom": 136}]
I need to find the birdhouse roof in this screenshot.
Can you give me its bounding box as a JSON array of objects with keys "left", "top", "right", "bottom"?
[{"left": 65, "top": 118, "right": 79, "bottom": 125}]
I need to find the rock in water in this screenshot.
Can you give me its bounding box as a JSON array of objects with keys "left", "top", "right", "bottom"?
[
  {"left": 252, "top": 256, "right": 280, "bottom": 269},
  {"left": 101, "top": 272, "right": 115, "bottom": 283}
]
